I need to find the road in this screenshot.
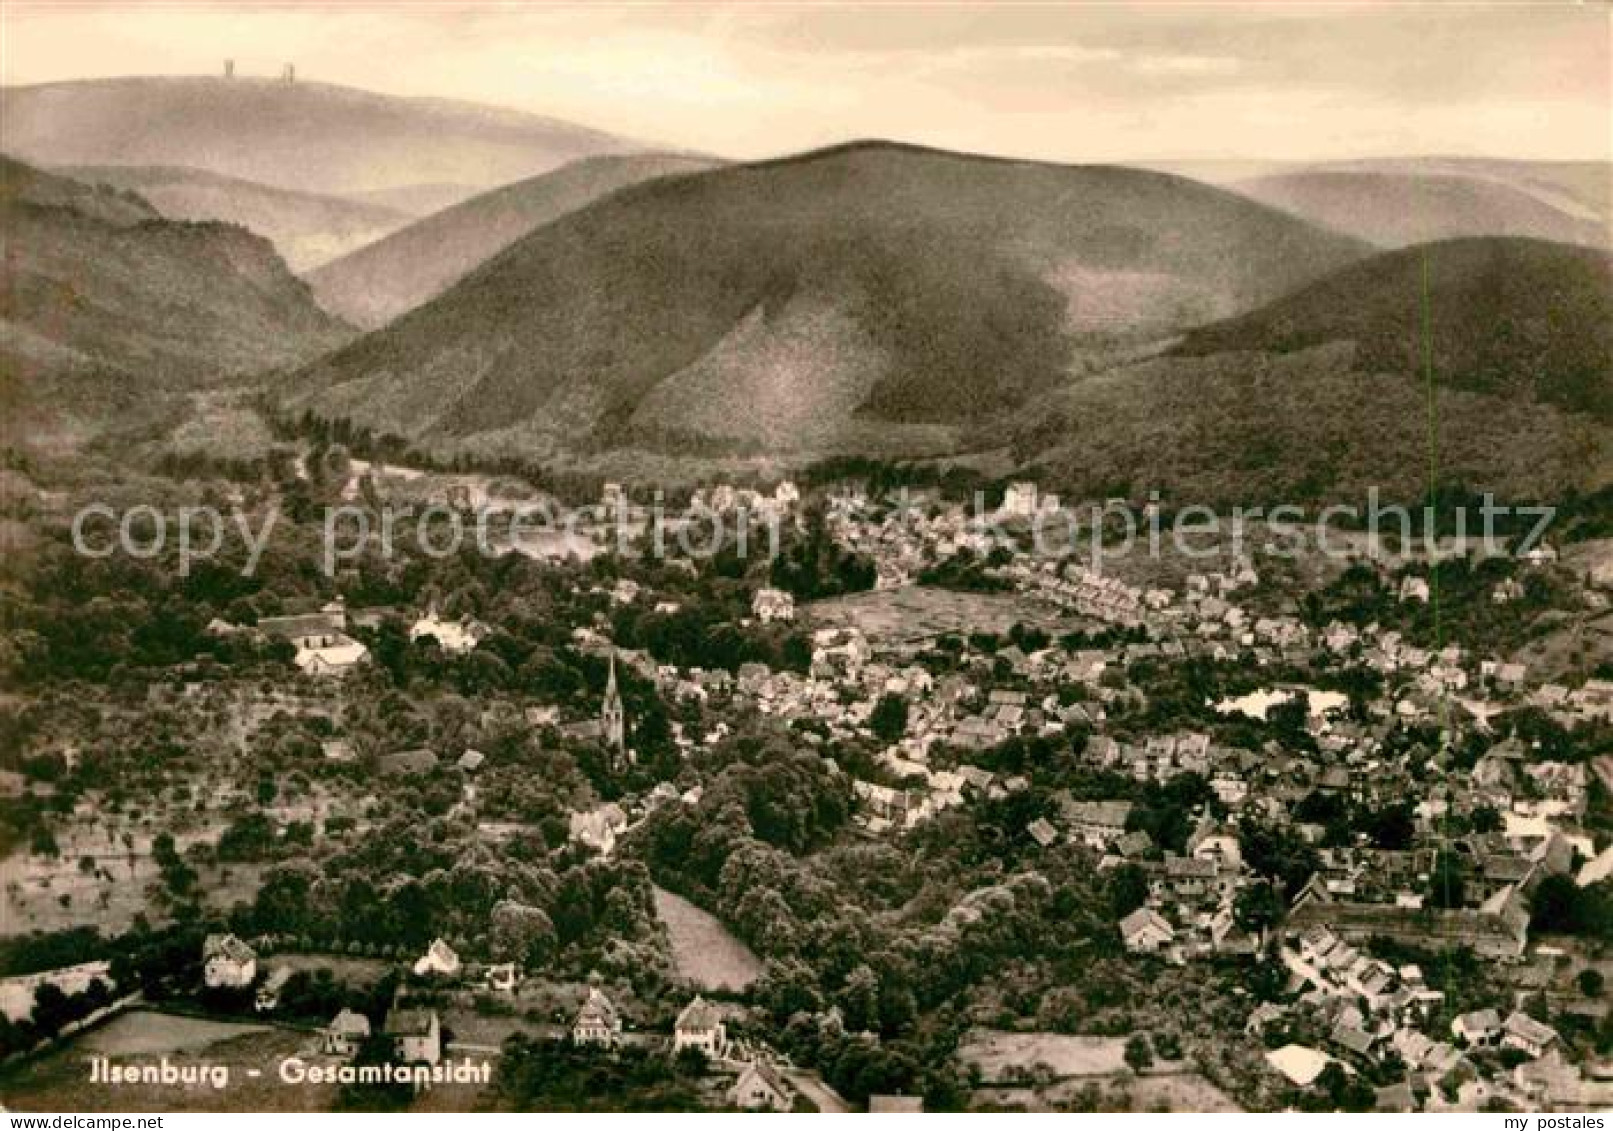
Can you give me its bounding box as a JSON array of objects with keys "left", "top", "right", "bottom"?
[{"left": 785, "top": 1068, "right": 851, "bottom": 1113}]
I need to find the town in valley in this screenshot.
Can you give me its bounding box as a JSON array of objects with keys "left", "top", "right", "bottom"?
[{"left": 1, "top": 0, "right": 1610, "bottom": 1115}]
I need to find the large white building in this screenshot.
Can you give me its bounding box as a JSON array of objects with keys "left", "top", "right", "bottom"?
[
  {"left": 409, "top": 608, "right": 487, "bottom": 654},
  {"left": 1000, "top": 481, "right": 1039, "bottom": 517},
  {"left": 673, "top": 995, "right": 728, "bottom": 1058},
  {"left": 202, "top": 933, "right": 257, "bottom": 989}
]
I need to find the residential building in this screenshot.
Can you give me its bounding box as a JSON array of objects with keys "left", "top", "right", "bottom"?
[
  {"left": 751, "top": 588, "right": 797, "bottom": 623},
  {"left": 573, "top": 987, "right": 622, "bottom": 1047},
  {"left": 323, "top": 1008, "right": 371, "bottom": 1057},
  {"left": 1119, "top": 907, "right": 1175, "bottom": 954},
  {"left": 202, "top": 933, "right": 257, "bottom": 989},
  {"left": 412, "top": 937, "right": 461, "bottom": 978},
  {"left": 385, "top": 1007, "right": 442, "bottom": 1065},
  {"left": 729, "top": 1060, "right": 793, "bottom": 1110},
  {"left": 1501, "top": 1012, "right": 1559, "bottom": 1059},
  {"left": 673, "top": 995, "right": 728, "bottom": 1059}
]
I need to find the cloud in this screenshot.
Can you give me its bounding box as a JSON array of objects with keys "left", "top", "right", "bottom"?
[{"left": 1131, "top": 54, "right": 1241, "bottom": 78}]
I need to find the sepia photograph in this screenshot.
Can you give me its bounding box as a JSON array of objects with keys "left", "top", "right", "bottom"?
[{"left": 0, "top": 0, "right": 1609, "bottom": 1119}]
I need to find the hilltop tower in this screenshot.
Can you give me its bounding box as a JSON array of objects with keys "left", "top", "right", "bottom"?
[
  {"left": 282, "top": 63, "right": 296, "bottom": 84},
  {"left": 601, "top": 652, "right": 627, "bottom": 759}
]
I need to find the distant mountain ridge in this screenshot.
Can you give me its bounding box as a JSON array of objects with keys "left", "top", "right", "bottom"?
[
  {"left": 1232, "top": 169, "right": 1608, "bottom": 249},
  {"left": 1013, "top": 237, "right": 1611, "bottom": 503},
  {"left": 308, "top": 153, "right": 722, "bottom": 328},
  {"left": 1, "top": 156, "right": 351, "bottom": 451},
  {"left": 1173, "top": 237, "right": 1612, "bottom": 418},
  {"left": 286, "top": 140, "right": 1368, "bottom": 463},
  {"left": 1, "top": 76, "right": 653, "bottom": 198},
  {"left": 56, "top": 164, "right": 412, "bottom": 271},
  {"left": 341, "top": 183, "right": 486, "bottom": 218}
]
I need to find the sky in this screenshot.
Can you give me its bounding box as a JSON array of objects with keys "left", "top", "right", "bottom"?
[{"left": 4, "top": 2, "right": 1609, "bottom": 164}]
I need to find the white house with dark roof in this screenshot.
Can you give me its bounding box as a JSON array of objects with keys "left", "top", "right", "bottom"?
[
  {"left": 572, "top": 986, "right": 622, "bottom": 1047},
  {"left": 412, "top": 938, "right": 461, "bottom": 978},
  {"left": 673, "top": 995, "right": 728, "bottom": 1059},
  {"left": 202, "top": 933, "right": 257, "bottom": 989},
  {"left": 384, "top": 1006, "right": 441, "bottom": 1065},
  {"left": 729, "top": 1060, "right": 793, "bottom": 1110},
  {"left": 1119, "top": 907, "right": 1174, "bottom": 954},
  {"left": 1452, "top": 1009, "right": 1502, "bottom": 1047},
  {"left": 259, "top": 605, "right": 369, "bottom": 675},
  {"left": 323, "top": 1008, "right": 371, "bottom": 1057},
  {"left": 1501, "top": 1011, "right": 1559, "bottom": 1059}
]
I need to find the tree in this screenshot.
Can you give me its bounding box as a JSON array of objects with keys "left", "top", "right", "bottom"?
[
  {"left": 1576, "top": 969, "right": 1604, "bottom": 998},
  {"left": 674, "top": 1044, "right": 710, "bottom": 1076},
  {"left": 839, "top": 965, "right": 882, "bottom": 1034},
  {"left": 1360, "top": 802, "right": 1416, "bottom": 850},
  {"left": 490, "top": 901, "right": 557, "bottom": 967},
  {"left": 1107, "top": 864, "right": 1149, "bottom": 918},
  {"left": 1123, "top": 1033, "right": 1153, "bottom": 1072},
  {"left": 1532, "top": 876, "right": 1611, "bottom": 937},
  {"left": 151, "top": 832, "right": 198, "bottom": 899},
  {"left": 869, "top": 694, "right": 910, "bottom": 743},
  {"left": 1311, "top": 1062, "right": 1374, "bottom": 1112},
  {"left": 1234, "top": 881, "right": 1283, "bottom": 935}
]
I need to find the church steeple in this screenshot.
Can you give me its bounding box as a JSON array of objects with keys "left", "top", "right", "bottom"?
[{"left": 601, "top": 651, "right": 626, "bottom": 757}]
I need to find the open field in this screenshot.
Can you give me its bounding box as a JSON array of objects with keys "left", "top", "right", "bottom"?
[
  {"left": 442, "top": 1006, "right": 531, "bottom": 1049},
  {"left": 0, "top": 1008, "right": 502, "bottom": 1113},
  {"left": 1130, "top": 1073, "right": 1243, "bottom": 1112},
  {"left": 972, "top": 1072, "right": 1241, "bottom": 1113},
  {"left": 0, "top": 1011, "right": 315, "bottom": 1113},
  {"left": 1, "top": 823, "right": 263, "bottom": 937},
  {"left": 651, "top": 886, "right": 763, "bottom": 992},
  {"left": 958, "top": 1029, "right": 1241, "bottom": 1112},
  {"left": 958, "top": 1029, "right": 1129, "bottom": 1081},
  {"left": 805, "top": 587, "right": 1091, "bottom": 647},
  {"left": 262, "top": 952, "right": 393, "bottom": 986},
  {"left": 79, "top": 1010, "right": 270, "bottom": 1057}
]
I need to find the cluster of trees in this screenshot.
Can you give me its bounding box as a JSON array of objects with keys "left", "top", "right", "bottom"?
[
  {"left": 630, "top": 723, "right": 1191, "bottom": 1108},
  {"left": 0, "top": 927, "right": 106, "bottom": 978},
  {"left": 1241, "top": 822, "right": 1322, "bottom": 911},
  {"left": 1300, "top": 557, "right": 1566, "bottom": 655},
  {"left": 497, "top": 1033, "right": 704, "bottom": 1111},
  {"left": 0, "top": 975, "right": 117, "bottom": 1059},
  {"left": 3, "top": 539, "right": 293, "bottom": 686},
  {"left": 239, "top": 829, "right": 664, "bottom": 977},
  {"left": 796, "top": 456, "right": 987, "bottom": 503},
  {"left": 1530, "top": 874, "right": 1612, "bottom": 938},
  {"left": 637, "top": 733, "right": 853, "bottom": 876},
  {"left": 1289, "top": 791, "right": 1429, "bottom": 852},
  {"left": 916, "top": 546, "right": 1012, "bottom": 592},
  {"left": 610, "top": 600, "right": 811, "bottom": 676},
  {"left": 768, "top": 508, "right": 875, "bottom": 600}
]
